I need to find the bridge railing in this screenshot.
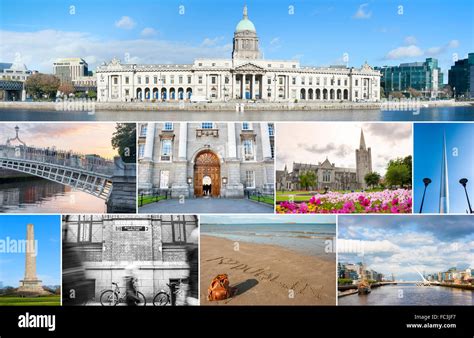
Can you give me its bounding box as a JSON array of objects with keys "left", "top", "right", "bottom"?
[{"left": 0, "top": 145, "right": 115, "bottom": 176}]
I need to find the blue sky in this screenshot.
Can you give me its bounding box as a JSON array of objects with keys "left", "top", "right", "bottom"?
[
  {"left": 0, "top": 215, "right": 61, "bottom": 287},
  {"left": 414, "top": 123, "right": 474, "bottom": 214},
  {"left": 1, "top": 0, "right": 472, "bottom": 80},
  {"left": 201, "top": 214, "right": 335, "bottom": 224},
  {"left": 338, "top": 215, "right": 474, "bottom": 281}
]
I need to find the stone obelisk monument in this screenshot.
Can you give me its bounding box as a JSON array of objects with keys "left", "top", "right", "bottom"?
[{"left": 17, "top": 223, "right": 49, "bottom": 295}]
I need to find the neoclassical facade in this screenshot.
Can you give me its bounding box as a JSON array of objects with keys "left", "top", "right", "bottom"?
[
  {"left": 138, "top": 122, "right": 275, "bottom": 198},
  {"left": 96, "top": 6, "right": 381, "bottom": 103},
  {"left": 276, "top": 130, "right": 372, "bottom": 191}
]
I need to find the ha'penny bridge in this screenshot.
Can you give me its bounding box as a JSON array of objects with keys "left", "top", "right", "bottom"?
[
  {"left": 0, "top": 144, "right": 114, "bottom": 200},
  {"left": 0, "top": 126, "right": 136, "bottom": 212}
]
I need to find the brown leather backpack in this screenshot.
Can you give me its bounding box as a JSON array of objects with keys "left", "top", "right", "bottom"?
[{"left": 207, "top": 274, "right": 232, "bottom": 301}]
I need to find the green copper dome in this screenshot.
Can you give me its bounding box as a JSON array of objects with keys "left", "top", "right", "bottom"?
[{"left": 235, "top": 5, "right": 256, "bottom": 32}]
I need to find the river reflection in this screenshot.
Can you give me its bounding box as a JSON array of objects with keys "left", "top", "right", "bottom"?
[
  {"left": 339, "top": 284, "right": 474, "bottom": 306},
  {"left": 0, "top": 179, "right": 106, "bottom": 213},
  {"left": 0, "top": 106, "right": 473, "bottom": 121}
]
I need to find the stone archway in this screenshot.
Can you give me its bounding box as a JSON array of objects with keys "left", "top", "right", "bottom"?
[{"left": 194, "top": 150, "right": 220, "bottom": 197}]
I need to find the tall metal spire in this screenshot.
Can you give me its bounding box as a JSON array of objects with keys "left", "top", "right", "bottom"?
[
  {"left": 243, "top": 5, "right": 248, "bottom": 19},
  {"left": 359, "top": 129, "right": 366, "bottom": 150},
  {"left": 439, "top": 131, "right": 449, "bottom": 213}
]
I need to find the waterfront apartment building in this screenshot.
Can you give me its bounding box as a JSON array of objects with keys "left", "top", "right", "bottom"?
[
  {"left": 377, "top": 58, "right": 443, "bottom": 98},
  {"left": 53, "top": 58, "right": 89, "bottom": 84},
  {"left": 96, "top": 6, "right": 381, "bottom": 103},
  {"left": 0, "top": 62, "right": 35, "bottom": 81},
  {"left": 448, "top": 53, "right": 474, "bottom": 98}
]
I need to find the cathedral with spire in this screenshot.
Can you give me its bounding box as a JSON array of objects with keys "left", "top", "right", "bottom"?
[
  {"left": 96, "top": 5, "right": 380, "bottom": 103},
  {"left": 276, "top": 129, "right": 373, "bottom": 191}
]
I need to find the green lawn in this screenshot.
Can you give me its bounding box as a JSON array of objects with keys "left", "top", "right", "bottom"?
[
  {"left": 139, "top": 195, "right": 167, "bottom": 206},
  {"left": 249, "top": 195, "right": 274, "bottom": 205},
  {"left": 0, "top": 295, "right": 61, "bottom": 306}
]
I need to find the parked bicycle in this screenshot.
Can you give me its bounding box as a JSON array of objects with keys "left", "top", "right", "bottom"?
[
  {"left": 100, "top": 281, "right": 147, "bottom": 306},
  {"left": 153, "top": 282, "right": 186, "bottom": 306}
]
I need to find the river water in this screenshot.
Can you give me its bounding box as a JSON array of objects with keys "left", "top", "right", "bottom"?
[
  {"left": 0, "top": 106, "right": 473, "bottom": 121},
  {"left": 0, "top": 179, "right": 106, "bottom": 213},
  {"left": 338, "top": 284, "right": 474, "bottom": 306}
]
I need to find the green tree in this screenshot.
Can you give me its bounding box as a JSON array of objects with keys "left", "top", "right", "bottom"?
[
  {"left": 385, "top": 163, "right": 410, "bottom": 188},
  {"left": 111, "top": 123, "right": 136, "bottom": 163},
  {"left": 364, "top": 172, "right": 381, "bottom": 189},
  {"left": 87, "top": 90, "right": 97, "bottom": 99},
  {"left": 25, "top": 73, "right": 60, "bottom": 99},
  {"left": 299, "top": 171, "right": 316, "bottom": 191},
  {"left": 379, "top": 86, "right": 385, "bottom": 99}
]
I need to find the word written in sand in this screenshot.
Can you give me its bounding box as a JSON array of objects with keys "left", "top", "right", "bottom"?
[{"left": 206, "top": 256, "right": 324, "bottom": 298}]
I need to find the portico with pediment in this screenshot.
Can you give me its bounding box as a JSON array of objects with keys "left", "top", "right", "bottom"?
[{"left": 233, "top": 63, "right": 265, "bottom": 99}]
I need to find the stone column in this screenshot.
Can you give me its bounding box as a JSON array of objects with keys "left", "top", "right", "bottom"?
[
  {"left": 240, "top": 74, "right": 245, "bottom": 99},
  {"left": 232, "top": 73, "right": 236, "bottom": 100},
  {"left": 139, "top": 123, "right": 155, "bottom": 193},
  {"left": 227, "top": 122, "right": 237, "bottom": 158},
  {"left": 178, "top": 122, "right": 187, "bottom": 159},
  {"left": 225, "top": 123, "right": 243, "bottom": 197},
  {"left": 172, "top": 122, "right": 190, "bottom": 198},
  {"left": 143, "top": 123, "right": 156, "bottom": 161},
  {"left": 251, "top": 74, "right": 255, "bottom": 99},
  {"left": 260, "top": 123, "right": 272, "bottom": 160}
]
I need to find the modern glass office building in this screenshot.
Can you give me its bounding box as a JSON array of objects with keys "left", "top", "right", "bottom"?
[
  {"left": 448, "top": 53, "right": 474, "bottom": 98},
  {"left": 376, "top": 58, "right": 443, "bottom": 98}
]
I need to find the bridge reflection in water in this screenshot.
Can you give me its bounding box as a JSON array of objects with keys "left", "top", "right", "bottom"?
[
  {"left": 0, "top": 179, "right": 106, "bottom": 213},
  {"left": 0, "top": 144, "right": 114, "bottom": 200}
]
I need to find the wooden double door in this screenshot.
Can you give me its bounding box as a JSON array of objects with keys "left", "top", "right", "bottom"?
[{"left": 194, "top": 151, "right": 221, "bottom": 197}]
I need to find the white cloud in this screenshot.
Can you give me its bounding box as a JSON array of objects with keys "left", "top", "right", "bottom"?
[
  {"left": 115, "top": 16, "right": 135, "bottom": 29},
  {"left": 200, "top": 36, "right": 225, "bottom": 47},
  {"left": 404, "top": 36, "right": 417, "bottom": 45},
  {"left": 270, "top": 37, "right": 280, "bottom": 46},
  {"left": 353, "top": 3, "right": 372, "bottom": 19},
  {"left": 384, "top": 39, "right": 460, "bottom": 60},
  {"left": 0, "top": 30, "right": 235, "bottom": 73},
  {"left": 338, "top": 239, "right": 400, "bottom": 254},
  {"left": 448, "top": 39, "right": 459, "bottom": 48},
  {"left": 140, "top": 27, "right": 157, "bottom": 37},
  {"left": 426, "top": 39, "right": 460, "bottom": 56},
  {"left": 384, "top": 45, "right": 423, "bottom": 60}
]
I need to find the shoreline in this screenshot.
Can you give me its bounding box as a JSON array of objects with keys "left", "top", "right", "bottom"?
[
  {"left": 1, "top": 100, "right": 472, "bottom": 112},
  {"left": 200, "top": 235, "right": 336, "bottom": 305}
]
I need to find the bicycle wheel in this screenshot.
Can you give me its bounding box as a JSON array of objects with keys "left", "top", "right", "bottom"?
[
  {"left": 153, "top": 292, "right": 170, "bottom": 306},
  {"left": 136, "top": 291, "right": 147, "bottom": 306},
  {"left": 100, "top": 290, "right": 118, "bottom": 306}
]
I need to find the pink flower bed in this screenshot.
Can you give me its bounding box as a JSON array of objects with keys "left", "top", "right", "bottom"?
[{"left": 276, "top": 189, "right": 412, "bottom": 214}]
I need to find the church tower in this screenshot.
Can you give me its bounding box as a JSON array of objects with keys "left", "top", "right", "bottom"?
[
  {"left": 355, "top": 129, "right": 372, "bottom": 189},
  {"left": 232, "top": 5, "right": 260, "bottom": 60}
]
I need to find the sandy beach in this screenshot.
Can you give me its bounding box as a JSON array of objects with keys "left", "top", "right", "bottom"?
[{"left": 200, "top": 235, "right": 336, "bottom": 305}]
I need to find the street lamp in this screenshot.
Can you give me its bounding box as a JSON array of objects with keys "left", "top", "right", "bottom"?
[
  {"left": 459, "top": 178, "right": 473, "bottom": 214},
  {"left": 419, "top": 178, "right": 432, "bottom": 213}
]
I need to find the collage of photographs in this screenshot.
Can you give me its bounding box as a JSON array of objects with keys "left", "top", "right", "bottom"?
[{"left": 0, "top": 0, "right": 473, "bottom": 335}]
